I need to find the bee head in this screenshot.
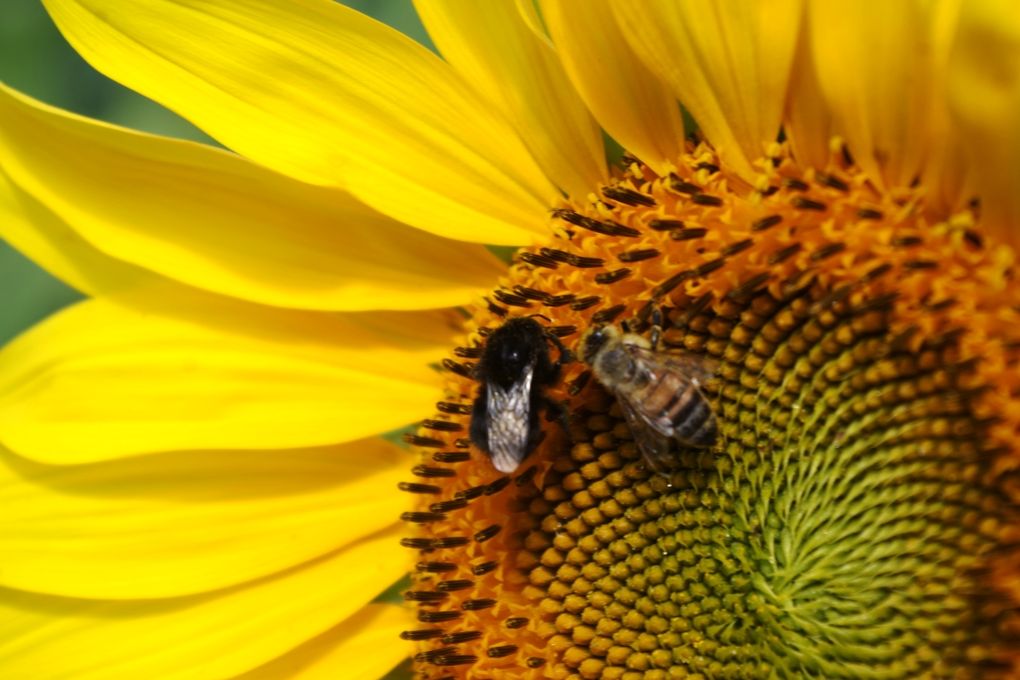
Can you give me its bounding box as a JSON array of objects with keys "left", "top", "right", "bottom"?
[
  {"left": 580, "top": 324, "right": 618, "bottom": 364},
  {"left": 482, "top": 317, "right": 544, "bottom": 388}
]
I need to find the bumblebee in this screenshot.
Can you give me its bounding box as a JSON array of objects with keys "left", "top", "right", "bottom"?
[
  {"left": 469, "top": 317, "right": 570, "bottom": 473},
  {"left": 580, "top": 315, "right": 717, "bottom": 472}
]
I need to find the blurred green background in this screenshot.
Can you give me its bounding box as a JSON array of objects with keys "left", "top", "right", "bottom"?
[{"left": 0, "top": 0, "right": 432, "bottom": 348}]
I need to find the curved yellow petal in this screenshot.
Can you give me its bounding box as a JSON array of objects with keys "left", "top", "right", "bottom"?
[
  {"left": 612, "top": 0, "right": 801, "bottom": 180},
  {"left": 948, "top": 0, "right": 1020, "bottom": 241},
  {"left": 43, "top": 0, "right": 559, "bottom": 245},
  {"left": 0, "top": 527, "right": 410, "bottom": 680},
  {"left": 1, "top": 85, "right": 502, "bottom": 311},
  {"left": 783, "top": 3, "right": 832, "bottom": 172},
  {"left": 414, "top": 0, "right": 606, "bottom": 199},
  {"left": 807, "top": 1, "right": 954, "bottom": 189},
  {"left": 0, "top": 291, "right": 453, "bottom": 463},
  {"left": 0, "top": 439, "right": 407, "bottom": 599},
  {"left": 540, "top": 0, "right": 685, "bottom": 173},
  {"left": 235, "top": 604, "right": 410, "bottom": 680}
]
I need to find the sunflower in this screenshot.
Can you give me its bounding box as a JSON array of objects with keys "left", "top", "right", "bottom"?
[{"left": 2, "top": 0, "right": 1019, "bottom": 678}]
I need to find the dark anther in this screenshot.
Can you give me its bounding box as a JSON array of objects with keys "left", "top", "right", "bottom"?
[
  {"left": 527, "top": 658, "right": 547, "bottom": 668},
  {"left": 401, "top": 511, "right": 447, "bottom": 524},
  {"left": 964, "top": 229, "right": 983, "bottom": 248},
  {"left": 669, "top": 175, "right": 703, "bottom": 194},
  {"left": 415, "top": 647, "right": 457, "bottom": 663},
  {"left": 751, "top": 214, "right": 783, "bottom": 232},
  {"left": 547, "top": 325, "right": 577, "bottom": 337},
  {"left": 760, "top": 185, "right": 779, "bottom": 196},
  {"left": 649, "top": 218, "right": 684, "bottom": 230},
  {"left": 782, "top": 177, "right": 809, "bottom": 192},
  {"left": 432, "top": 536, "right": 471, "bottom": 548},
  {"left": 434, "top": 655, "right": 478, "bottom": 667},
  {"left": 603, "top": 185, "right": 656, "bottom": 206},
  {"left": 399, "top": 482, "right": 442, "bottom": 494},
  {"left": 401, "top": 629, "right": 444, "bottom": 641},
  {"left": 791, "top": 196, "right": 827, "bottom": 212},
  {"left": 474, "top": 525, "right": 502, "bottom": 542},
  {"left": 926, "top": 298, "right": 957, "bottom": 312},
  {"left": 570, "top": 296, "right": 602, "bottom": 311},
  {"left": 767, "top": 243, "right": 802, "bottom": 264},
  {"left": 810, "top": 242, "right": 847, "bottom": 261},
  {"left": 813, "top": 284, "right": 853, "bottom": 311},
  {"left": 552, "top": 208, "right": 640, "bottom": 237},
  {"left": 405, "top": 434, "right": 446, "bottom": 448},
  {"left": 816, "top": 171, "right": 849, "bottom": 191},
  {"left": 692, "top": 193, "right": 724, "bottom": 207},
  {"left": 484, "top": 476, "right": 512, "bottom": 495},
  {"left": 695, "top": 257, "right": 726, "bottom": 277},
  {"left": 454, "top": 485, "right": 487, "bottom": 501},
  {"left": 401, "top": 537, "right": 436, "bottom": 550},
  {"left": 436, "top": 579, "right": 474, "bottom": 592},
  {"left": 722, "top": 239, "right": 753, "bottom": 257},
  {"left": 422, "top": 419, "right": 463, "bottom": 432},
  {"left": 595, "top": 268, "right": 632, "bottom": 284},
  {"left": 544, "top": 293, "right": 576, "bottom": 307},
  {"left": 441, "top": 359, "right": 474, "bottom": 379},
  {"left": 726, "top": 272, "right": 771, "bottom": 300},
  {"left": 518, "top": 252, "right": 559, "bottom": 269},
  {"left": 856, "top": 207, "right": 884, "bottom": 220},
  {"left": 512, "top": 285, "right": 551, "bottom": 302},
  {"left": 890, "top": 235, "right": 922, "bottom": 247},
  {"left": 592, "top": 304, "right": 627, "bottom": 324},
  {"left": 430, "top": 498, "right": 469, "bottom": 513},
  {"left": 404, "top": 590, "right": 449, "bottom": 603},
  {"left": 539, "top": 247, "right": 573, "bottom": 263},
  {"left": 436, "top": 401, "right": 471, "bottom": 417},
  {"left": 476, "top": 327, "right": 492, "bottom": 337},
  {"left": 515, "top": 465, "right": 538, "bottom": 486},
  {"left": 617, "top": 248, "right": 660, "bottom": 263},
  {"left": 462, "top": 598, "right": 497, "bottom": 611},
  {"left": 487, "top": 645, "right": 519, "bottom": 659},
  {"left": 923, "top": 326, "right": 966, "bottom": 349},
  {"left": 671, "top": 227, "right": 708, "bottom": 241},
  {"left": 676, "top": 293, "right": 714, "bottom": 328},
  {"left": 493, "top": 290, "right": 532, "bottom": 308},
  {"left": 853, "top": 291, "right": 899, "bottom": 314},
  {"left": 505, "top": 617, "right": 529, "bottom": 629},
  {"left": 412, "top": 465, "right": 457, "bottom": 478},
  {"left": 441, "top": 631, "right": 483, "bottom": 644},
  {"left": 485, "top": 297, "right": 508, "bottom": 317},
  {"left": 567, "top": 254, "right": 606, "bottom": 268},
  {"left": 453, "top": 345, "right": 483, "bottom": 359},
  {"left": 653, "top": 270, "right": 694, "bottom": 298},
  {"left": 695, "top": 162, "right": 720, "bottom": 173},
  {"left": 453, "top": 438, "right": 472, "bottom": 448},
  {"left": 862, "top": 263, "right": 894, "bottom": 282},
  {"left": 568, "top": 370, "right": 591, "bottom": 396},
  {"left": 471, "top": 561, "right": 498, "bottom": 576},
  {"left": 903, "top": 259, "right": 938, "bottom": 270},
  {"left": 432, "top": 451, "right": 471, "bottom": 463},
  {"left": 417, "top": 561, "right": 457, "bottom": 573}
]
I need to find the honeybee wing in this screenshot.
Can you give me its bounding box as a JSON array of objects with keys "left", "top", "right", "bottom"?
[
  {"left": 615, "top": 393, "right": 675, "bottom": 473},
  {"left": 623, "top": 343, "right": 718, "bottom": 448},
  {"left": 484, "top": 363, "right": 534, "bottom": 473}
]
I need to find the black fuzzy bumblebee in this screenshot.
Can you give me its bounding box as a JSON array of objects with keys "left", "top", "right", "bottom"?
[{"left": 469, "top": 317, "right": 570, "bottom": 473}]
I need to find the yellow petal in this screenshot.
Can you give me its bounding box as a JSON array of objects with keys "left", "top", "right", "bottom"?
[
  {"left": 43, "top": 0, "right": 559, "bottom": 245},
  {"left": 0, "top": 528, "right": 411, "bottom": 680},
  {"left": 948, "top": 0, "right": 1020, "bottom": 241},
  {"left": 612, "top": 0, "right": 801, "bottom": 179},
  {"left": 1, "top": 84, "right": 502, "bottom": 311},
  {"left": 0, "top": 291, "right": 452, "bottom": 463},
  {"left": 783, "top": 4, "right": 832, "bottom": 172},
  {"left": 540, "top": 0, "right": 685, "bottom": 173},
  {"left": 807, "top": 1, "right": 954, "bottom": 189},
  {"left": 414, "top": 0, "right": 606, "bottom": 199},
  {"left": 0, "top": 439, "right": 407, "bottom": 599},
  {"left": 235, "top": 604, "right": 410, "bottom": 680}
]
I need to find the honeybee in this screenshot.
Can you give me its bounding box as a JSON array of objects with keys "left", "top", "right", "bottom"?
[
  {"left": 580, "top": 316, "right": 717, "bottom": 472},
  {"left": 470, "top": 317, "right": 571, "bottom": 473}
]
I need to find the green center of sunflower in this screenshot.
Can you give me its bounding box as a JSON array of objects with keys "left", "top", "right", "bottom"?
[{"left": 400, "top": 142, "right": 1020, "bottom": 679}]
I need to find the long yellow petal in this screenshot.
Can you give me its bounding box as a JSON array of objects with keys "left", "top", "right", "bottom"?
[
  {"left": 783, "top": 3, "right": 832, "bottom": 172},
  {"left": 808, "top": 1, "right": 953, "bottom": 189},
  {"left": 948, "top": 0, "right": 1020, "bottom": 242},
  {"left": 234, "top": 604, "right": 410, "bottom": 680},
  {"left": 43, "top": 0, "right": 559, "bottom": 245},
  {"left": 0, "top": 528, "right": 410, "bottom": 680},
  {"left": 1, "top": 85, "right": 502, "bottom": 311},
  {"left": 541, "top": 0, "right": 685, "bottom": 173},
  {"left": 414, "top": 0, "right": 606, "bottom": 200},
  {"left": 612, "top": 0, "right": 801, "bottom": 180},
  {"left": 0, "top": 440, "right": 407, "bottom": 599},
  {"left": 0, "top": 291, "right": 453, "bottom": 463}
]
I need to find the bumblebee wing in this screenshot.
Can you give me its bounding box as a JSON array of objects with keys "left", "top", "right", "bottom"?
[
  {"left": 617, "top": 394, "right": 675, "bottom": 473},
  {"left": 485, "top": 366, "right": 534, "bottom": 473}
]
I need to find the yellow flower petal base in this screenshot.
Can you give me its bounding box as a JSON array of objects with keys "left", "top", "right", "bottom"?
[{"left": 400, "top": 142, "right": 1020, "bottom": 678}]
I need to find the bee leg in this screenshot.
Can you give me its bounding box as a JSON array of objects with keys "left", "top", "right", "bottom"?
[
  {"left": 546, "top": 332, "right": 574, "bottom": 376},
  {"left": 542, "top": 398, "right": 573, "bottom": 443},
  {"left": 649, "top": 306, "right": 664, "bottom": 350},
  {"left": 469, "top": 388, "right": 490, "bottom": 454}
]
